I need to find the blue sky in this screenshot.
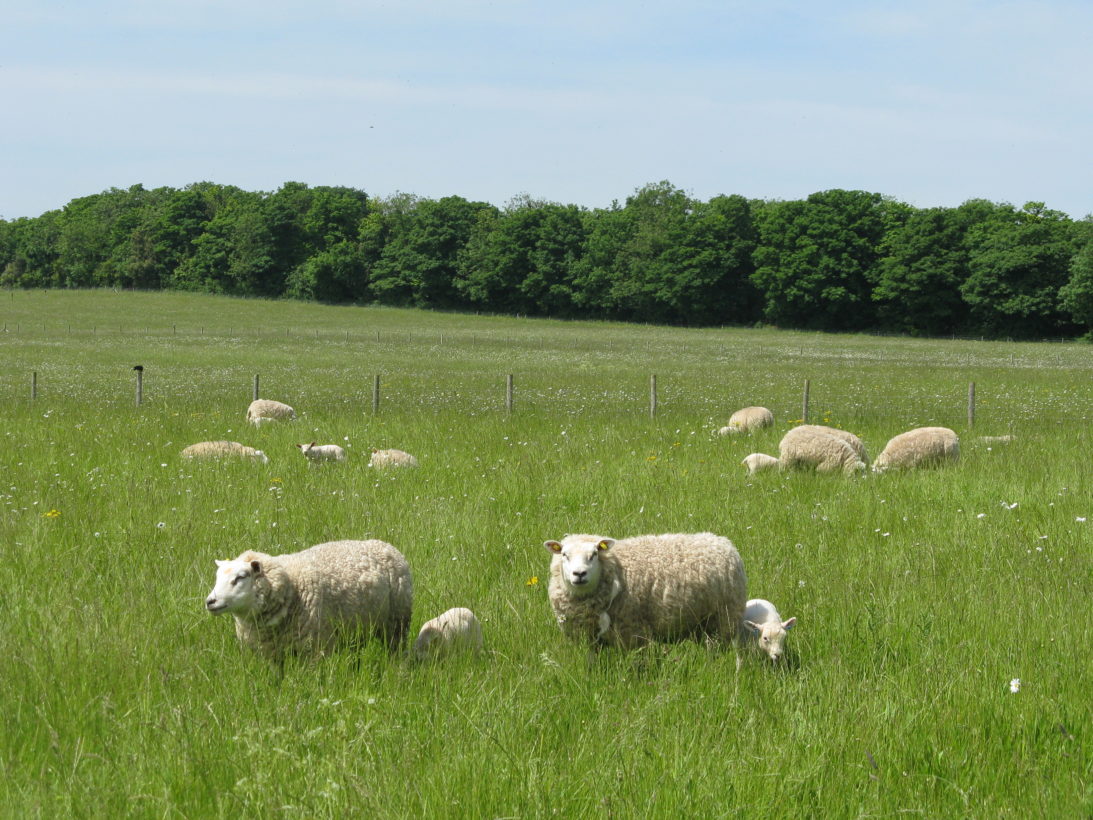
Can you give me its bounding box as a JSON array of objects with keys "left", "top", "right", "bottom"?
[{"left": 2, "top": 0, "right": 1090, "bottom": 220}]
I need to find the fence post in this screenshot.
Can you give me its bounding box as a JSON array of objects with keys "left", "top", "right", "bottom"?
[
  {"left": 31, "top": 371, "right": 37, "bottom": 400},
  {"left": 506, "top": 374, "right": 514, "bottom": 414},
  {"left": 649, "top": 374, "right": 658, "bottom": 418},
  {"left": 253, "top": 375, "right": 260, "bottom": 402},
  {"left": 134, "top": 366, "right": 143, "bottom": 407},
  {"left": 372, "top": 375, "right": 381, "bottom": 414},
  {"left": 968, "top": 382, "right": 975, "bottom": 427},
  {"left": 802, "top": 379, "right": 811, "bottom": 423}
]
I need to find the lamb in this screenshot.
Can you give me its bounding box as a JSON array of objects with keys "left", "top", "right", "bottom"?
[
  {"left": 369, "top": 448, "right": 418, "bottom": 468},
  {"left": 246, "top": 399, "right": 297, "bottom": 425},
  {"left": 779, "top": 425, "right": 866, "bottom": 476},
  {"left": 181, "top": 440, "right": 269, "bottom": 464},
  {"left": 718, "top": 406, "right": 775, "bottom": 435},
  {"left": 742, "top": 598, "right": 796, "bottom": 663},
  {"left": 413, "top": 607, "right": 483, "bottom": 661},
  {"left": 296, "top": 441, "right": 348, "bottom": 463},
  {"left": 543, "top": 532, "right": 747, "bottom": 650},
  {"left": 873, "top": 427, "right": 960, "bottom": 473},
  {"left": 742, "top": 452, "right": 780, "bottom": 475},
  {"left": 205, "top": 539, "right": 413, "bottom": 661}
]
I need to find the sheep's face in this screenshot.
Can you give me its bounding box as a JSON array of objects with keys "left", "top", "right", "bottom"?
[
  {"left": 545, "top": 537, "right": 612, "bottom": 594},
  {"left": 205, "top": 559, "right": 262, "bottom": 615},
  {"left": 744, "top": 617, "right": 796, "bottom": 662}
]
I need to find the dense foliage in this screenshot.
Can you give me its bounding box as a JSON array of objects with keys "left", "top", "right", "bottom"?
[{"left": 2, "top": 180, "right": 1089, "bottom": 338}]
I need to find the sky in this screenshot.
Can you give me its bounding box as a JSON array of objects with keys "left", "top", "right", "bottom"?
[{"left": 1, "top": 0, "right": 1090, "bottom": 220}]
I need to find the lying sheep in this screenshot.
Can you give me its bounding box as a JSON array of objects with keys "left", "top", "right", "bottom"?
[
  {"left": 181, "top": 440, "right": 269, "bottom": 464},
  {"left": 975, "top": 434, "right": 1015, "bottom": 445},
  {"left": 873, "top": 427, "right": 960, "bottom": 473},
  {"left": 369, "top": 448, "right": 418, "bottom": 468},
  {"left": 296, "top": 441, "right": 347, "bottom": 463},
  {"left": 742, "top": 598, "right": 796, "bottom": 663},
  {"left": 246, "top": 399, "right": 297, "bottom": 425},
  {"left": 742, "top": 453, "right": 780, "bottom": 475},
  {"left": 718, "top": 406, "right": 774, "bottom": 435},
  {"left": 779, "top": 425, "right": 866, "bottom": 476},
  {"left": 205, "top": 539, "right": 413, "bottom": 661},
  {"left": 413, "top": 607, "right": 483, "bottom": 661},
  {"left": 543, "top": 532, "right": 747, "bottom": 650}
]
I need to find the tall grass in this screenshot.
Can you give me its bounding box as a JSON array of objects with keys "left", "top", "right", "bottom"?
[{"left": 0, "top": 290, "right": 1089, "bottom": 817}]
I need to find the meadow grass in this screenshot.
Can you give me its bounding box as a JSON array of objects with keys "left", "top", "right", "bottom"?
[{"left": 0, "top": 290, "right": 1090, "bottom": 817}]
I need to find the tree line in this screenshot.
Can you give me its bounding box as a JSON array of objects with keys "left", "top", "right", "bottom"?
[{"left": 2, "top": 180, "right": 1090, "bottom": 339}]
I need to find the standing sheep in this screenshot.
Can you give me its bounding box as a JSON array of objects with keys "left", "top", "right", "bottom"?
[
  {"left": 873, "top": 427, "right": 960, "bottom": 473},
  {"left": 413, "top": 607, "right": 484, "bottom": 661},
  {"left": 718, "top": 406, "right": 775, "bottom": 435},
  {"left": 296, "top": 441, "right": 348, "bottom": 463},
  {"left": 181, "top": 440, "right": 269, "bottom": 464},
  {"left": 247, "top": 399, "right": 297, "bottom": 425},
  {"left": 779, "top": 425, "right": 866, "bottom": 476},
  {"left": 742, "top": 598, "right": 796, "bottom": 663},
  {"left": 205, "top": 539, "right": 413, "bottom": 661},
  {"left": 543, "top": 532, "right": 747, "bottom": 650},
  {"left": 369, "top": 448, "right": 418, "bottom": 468}
]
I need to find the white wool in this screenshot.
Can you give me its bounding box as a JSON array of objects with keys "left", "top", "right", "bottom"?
[
  {"left": 742, "top": 453, "right": 779, "bottom": 475},
  {"left": 369, "top": 448, "right": 418, "bottom": 468},
  {"left": 719, "top": 406, "right": 774, "bottom": 434},
  {"left": 873, "top": 427, "right": 959, "bottom": 473},
  {"left": 413, "top": 607, "right": 483, "bottom": 661},
  {"left": 181, "top": 440, "right": 268, "bottom": 464},
  {"left": 742, "top": 598, "right": 796, "bottom": 663},
  {"left": 246, "top": 399, "right": 297, "bottom": 425},
  {"left": 297, "top": 442, "right": 347, "bottom": 462}
]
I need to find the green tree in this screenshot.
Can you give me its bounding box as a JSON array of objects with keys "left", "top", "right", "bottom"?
[{"left": 1057, "top": 217, "right": 1093, "bottom": 335}]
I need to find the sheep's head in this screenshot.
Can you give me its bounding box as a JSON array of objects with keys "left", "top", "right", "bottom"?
[
  {"left": 744, "top": 617, "right": 796, "bottom": 662},
  {"left": 253, "top": 449, "right": 269, "bottom": 464},
  {"left": 206, "top": 558, "right": 263, "bottom": 615},
  {"left": 742, "top": 453, "right": 779, "bottom": 475},
  {"left": 544, "top": 535, "right": 612, "bottom": 595}
]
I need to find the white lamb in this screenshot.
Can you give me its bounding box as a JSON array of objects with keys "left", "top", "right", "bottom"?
[
  {"left": 543, "top": 532, "right": 747, "bottom": 650},
  {"left": 873, "top": 427, "right": 960, "bottom": 473},
  {"left": 181, "top": 440, "right": 269, "bottom": 464},
  {"left": 718, "top": 406, "right": 774, "bottom": 435},
  {"left": 369, "top": 448, "right": 418, "bottom": 468},
  {"left": 742, "top": 452, "right": 780, "bottom": 475},
  {"left": 779, "top": 425, "right": 866, "bottom": 476},
  {"left": 296, "top": 441, "right": 348, "bottom": 463},
  {"left": 742, "top": 598, "right": 796, "bottom": 663},
  {"left": 205, "top": 539, "right": 413, "bottom": 661},
  {"left": 413, "top": 607, "right": 483, "bottom": 661},
  {"left": 246, "top": 399, "right": 297, "bottom": 425}
]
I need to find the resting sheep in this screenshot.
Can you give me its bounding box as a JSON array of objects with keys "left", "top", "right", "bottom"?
[
  {"left": 296, "top": 441, "right": 347, "bottom": 463},
  {"left": 873, "top": 427, "right": 960, "bottom": 473},
  {"left": 205, "top": 539, "right": 413, "bottom": 661},
  {"left": 247, "top": 399, "right": 297, "bottom": 425},
  {"left": 742, "top": 452, "right": 780, "bottom": 475},
  {"left": 543, "top": 532, "right": 747, "bottom": 650},
  {"left": 181, "top": 440, "right": 268, "bottom": 464},
  {"left": 742, "top": 598, "right": 796, "bottom": 663},
  {"left": 779, "top": 425, "right": 866, "bottom": 476},
  {"left": 413, "top": 607, "right": 483, "bottom": 661},
  {"left": 369, "top": 448, "right": 418, "bottom": 468},
  {"left": 718, "top": 406, "right": 774, "bottom": 435}
]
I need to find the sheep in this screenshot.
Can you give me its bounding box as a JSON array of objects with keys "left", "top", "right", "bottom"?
[
  {"left": 205, "top": 539, "right": 413, "bottom": 661},
  {"left": 872, "top": 427, "right": 960, "bottom": 473},
  {"left": 793, "top": 424, "right": 868, "bottom": 463},
  {"left": 718, "top": 406, "right": 774, "bottom": 435},
  {"left": 975, "top": 434, "right": 1015, "bottom": 445},
  {"left": 181, "top": 440, "right": 269, "bottom": 464},
  {"left": 779, "top": 425, "right": 866, "bottom": 476},
  {"left": 543, "top": 532, "right": 747, "bottom": 651},
  {"left": 742, "top": 452, "right": 780, "bottom": 475},
  {"left": 742, "top": 598, "right": 796, "bottom": 663},
  {"left": 369, "top": 448, "right": 418, "bottom": 469},
  {"left": 246, "top": 399, "right": 297, "bottom": 425},
  {"left": 413, "top": 607, "right": 483, "bottom": 661},
  {"left": 296, "top": 441, "right": 348, "bottom": 463}
]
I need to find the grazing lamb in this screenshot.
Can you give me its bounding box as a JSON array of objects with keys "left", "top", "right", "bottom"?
[
  {"left": 873, "top": 426, "right": 960, "bottom": 473},
  {"left": 369, "top": 448, "right": 418, "bottom": 468},
  {"left": 718, "top": 406, "right": 775, "bottom": 435},
  {"left": 413, "top": 607, "right": 483, "bottom": 661},
  {"left": 742, "top": 452, "right": 780, "bottom": 475},
  {"left": 205, "top": 539, "right": 413, "bottom": 661},
  {"left": 246, "top": 399, "right": 297, "bottom": 425},
  {"left": 543, "top": 532, "right": 747, "bottom": 650},
  {"left": 779, "top": 425, "right": 866, "bottom": 476},
  {"left": 742, "top": 598, "right": 796, "bottom": 663},
  {"left": 181, "top": 440, "right": 269, "bottom": 464},
  {"left": 296, "top": 441, "right": 348, "bottom": 463}
]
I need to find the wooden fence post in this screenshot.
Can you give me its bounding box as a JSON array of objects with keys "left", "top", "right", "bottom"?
[
  {"left": 802, "top": 379, "right": 811, "bottom": 423},
  {"left": 372, "top": 375, "right": 381, "bottom": 414},
  {"left": 253, "top": 375, "right": 260, "bottom": 402},
  {"left": 31, "top": 371, "right": 37, "bottom": 400},
  {"left": 649, "top": 374, "right": 658, "bottom": 418},
  {"left": 968, "top": 382, "right": 976, "bottom": 427},
  {"left": 134, "top": 366, "right": 143, "bottom": 407},
  {"left": 506, "top": 374, "right": 514, "bottom": 414}
]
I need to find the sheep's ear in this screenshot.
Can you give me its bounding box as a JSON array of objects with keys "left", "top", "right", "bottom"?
[
  {"left": 250, "top": 560, "right": 262, "bottom": 575},
  {"left": 215, "top": 559, "right": 227, "bottom": 568},
  {"left": 597, "top": 539, "right": 614, "bottom": 551},
  {"left": 295, "top": 443, "right": 303, "bottom": 450},
  {"left": 544, "top": 540, "right": 562, "bottom": 554},
  {"left": 743, "top": 620, "right": 760, "bottom": 633},
  {"left": 310, "top": 441, "right": 316, "bottom": 447},
  {"left": 782, "top": 617, "right": 796, "bottom": 630}
]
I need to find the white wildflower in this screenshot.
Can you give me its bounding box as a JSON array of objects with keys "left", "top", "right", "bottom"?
[{"left": 1009, "top": 678, "right": 1021, "bottom": 694}]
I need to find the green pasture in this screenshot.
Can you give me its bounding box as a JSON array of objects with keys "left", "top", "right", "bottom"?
[{"left": 0, "top": 290, "right": 1090, "bottom": 817}]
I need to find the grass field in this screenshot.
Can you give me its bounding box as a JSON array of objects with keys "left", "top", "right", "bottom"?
[{"left": 1, "top": 290, "right": 1090, "bottom": 817}]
